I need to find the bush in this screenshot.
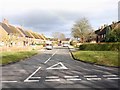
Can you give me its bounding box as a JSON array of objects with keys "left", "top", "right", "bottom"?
[
  {"left": 70, "top": 41, "right": 77, "bottom": 46},
  {"left": 79, "top": 43, "right": 120, "bottom": 51}
]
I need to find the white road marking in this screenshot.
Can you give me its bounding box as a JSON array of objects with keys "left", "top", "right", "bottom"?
[
  {"left": 86, "top": 78, "right": 101, "bottom": 80},
  {"left": 46, "top": 62, "right": 68, "bottom": 70},
  {"left": 46, "top": 76, "right": 59, "bottom": 79},
  {"left": 84, "top": 75, "right": 98, "bottom": 77},
  {"left": 45, "top": 79, "right": 60, "bottom": 82},
  {"left": 67, "top": 78, "right": 81, "bottom": 81},
  {"left": 52, "top": 50, "right": 57, "bottom": 56},
  {"left": 1, "top": 81, "right": 18, "bottom": 83},
  {"left": 44, "top": 50, "right": 58, "bottom": 64},
  {"left": 103, "top": 75, "right": 118, "bottom": 77},
  {"left": 24, "top": 67, "right": 41, "bottom": 82},
  {"left": 64, "top": 76, "right": 79, "bottom": 78},
  {"left": 44, "top": 57, "right": 51, "bottom": 64},
  {"left": 107, "top": 78, "right": 120, "bottom": 80},
  {"left": 30, "top": 77, "right": 41, "bottom": 79}
]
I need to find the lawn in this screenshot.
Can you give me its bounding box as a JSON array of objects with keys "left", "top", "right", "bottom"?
[
  {"left": 72, "top": 51, "right": 119, "bottom": 67},
  {"left": 0, "top": 50, "right": 38, "bottom": 65}
]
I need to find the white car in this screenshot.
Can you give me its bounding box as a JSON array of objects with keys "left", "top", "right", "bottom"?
[
  {"left": 63, "top": 43, "right": 69, "bottom": 47},
  {"left": 45, "top": 42, "right": 53, "bottom": 50}
]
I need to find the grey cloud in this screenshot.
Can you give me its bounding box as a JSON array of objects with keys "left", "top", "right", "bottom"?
[
  {"left": 3, "top": 8, "right": 117, "bottom": 37},
  {"left": 6, "top": 10, "right": 78, "bottom": 37}
]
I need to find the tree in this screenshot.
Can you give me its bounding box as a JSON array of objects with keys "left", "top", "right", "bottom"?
[
  {"left": 106, "top": 28, "right": 120, "bottom": 42},
  {"left": 106, "top": 23, "right": 120, "bottom": 42},
  {"left": 59, "top": 33, "right": 65, "bottom": 40},
  {"left": 52, "top": 32, "right": 65, "bottom": 40},
  {"left": 71, "top": 18, "right": 92, "bottom": 43}
]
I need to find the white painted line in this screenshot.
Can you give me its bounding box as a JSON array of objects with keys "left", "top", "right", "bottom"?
[
  {"left": 44, "top": 50, "right": 58, "bottom": 64},
  {"left": 2, "top": 81, "right": 18, "bottom": 83},
  {"left": 52, "top": 51, "right": 57, "bottom": 56},
  {"left": 107, "top": 78, "right": 120, "bottom": 80},
  {"left": 103, "top": 75, "right": 118, "bottom": 77},
  {"left": 24, "top": 67, "right": 41, "bottom": 82},
  {"left": 46, "top": 76, "right": 59, "bottom": 79},
  {"left": 45, "top": 79, "right": 60, "bottom": 82},
  {"left": 46, "top": 62, "right": 68, "bottom": 70},
  {"left": 64, "top": 76, "right": 79, "bottom": 78},
  {"left": 67, "top": 78, "right": 81, "bottom": 81},
  {"left": 24, "top": 80, "right": 40, "bottom": 82},
  {"left": 86, "top": 78, "right": 101, "bottom": 80},
  {"left": 30, "top": 77, "right": 41, "bottom": 79},
  {"left": 84, "top": 75, "right": 98, "bottom": 77},
  {"left": 44, "top": 57, "right": 51, "bottom": 64}
]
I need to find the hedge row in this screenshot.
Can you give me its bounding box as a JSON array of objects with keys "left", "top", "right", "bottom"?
[{"left": 79, "top": 43, "right": 120, "bottom": 51}]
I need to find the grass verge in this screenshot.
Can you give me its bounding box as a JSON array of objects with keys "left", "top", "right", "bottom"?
[
  {"left": 72, "top": 51, "right": 119, "bottom": 67},
  {"left": 0, "top": 50, "right": 38, "bottom": 65}
]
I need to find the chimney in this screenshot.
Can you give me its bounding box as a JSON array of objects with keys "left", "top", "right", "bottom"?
[{"left": 2, "top": 18, "right": 9, "bottom": 25}]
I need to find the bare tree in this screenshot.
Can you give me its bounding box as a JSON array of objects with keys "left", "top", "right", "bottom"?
[
  {"left": 52, "top": 32, "right": 65, "bottom": 40},
  {"left": 59, "top": 33, "right": 65, "bottom": 40},
  {"left": 71, "top": 18, "right": 92, "bottom": 43}
]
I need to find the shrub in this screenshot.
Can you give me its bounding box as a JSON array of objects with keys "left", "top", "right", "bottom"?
[
  {"left": 79, "top": 43, "right": 120, "bottom": 51},
  {"left": 70, "top": 41, "right": 77, "bottom": 46}
]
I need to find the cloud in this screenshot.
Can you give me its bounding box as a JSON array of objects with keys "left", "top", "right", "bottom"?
[{"left": 0, "top": 0, "right": 118, "bottom": 37}]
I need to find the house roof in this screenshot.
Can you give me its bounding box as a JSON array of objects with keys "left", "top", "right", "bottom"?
[
  {"left": 0, "top": 22, "right": 13, "bottom": 34},
  {"left": 30, "top": 31, "right": 41, "bottom": 39},
  {"left": 9, "top": 25, "right": 24, "bottom": 37},
  {"left": 0, "top": 25, "right": 8, "bottom": 33},
  {"left": 41, "top": 34, "right": 46, "bottom": 40},
  {"left": 0, "top": 25, "right": 8, "bottom": 40},
  {"left": 0, "top": 22, "right": 25, "bottom": 37},
  {"left": 24, "top": 30, "right": 35, "bottom": 38},
  {"left": 37, "top": 34, "right": 44, "bottom": 40},
  {"left": 17, "top": 27, "right": 27, "bottom": 37},
  {"left": 0, "top": 19, "right": 47, "bottom": 40},
  {"left": 95, "top": 21, "right": 120, "bottom": 35},
  {"left": 113, "top": 21, "right": 120, "bottom": 30}
]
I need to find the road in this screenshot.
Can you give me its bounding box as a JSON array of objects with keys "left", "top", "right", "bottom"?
[{"left": 1, "top": 47, "right": 120, "bottom": 89}]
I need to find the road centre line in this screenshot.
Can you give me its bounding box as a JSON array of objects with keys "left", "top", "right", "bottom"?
[
  {"left": 44, "top": 57, "right": 51, "bottom": 64},
  {"left": 44, "top": 50, "right": 58, "bottom": 64},
  {"left": 1, "top": 81, "right": 18, "bottom": 83},
  {"left": 24, "top": 67, "right": 41, "bottom": 82},
  {"left": 52, "top": 50, "right": 57, "bottom": 56}
]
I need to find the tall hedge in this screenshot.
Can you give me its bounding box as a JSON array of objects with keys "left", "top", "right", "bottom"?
[{"left": 79, "top": 43, "right": 120, "bottom": 51}]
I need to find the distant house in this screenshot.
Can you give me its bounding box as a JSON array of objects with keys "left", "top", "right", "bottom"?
[
  {"left": 0, "top": 25, "right": 8, "bottom": 46},
  {"left": 29, "top": 31, "right": 46, "bottom": 44},
  {"left": 95, "top": 21, "right": 120, "bottom": 43},
  {"left": 0, "top": 20, "right": 27, "bottom": 46},
  {"left": 0, "top": 18, "right": 47, "bottom": 47}
]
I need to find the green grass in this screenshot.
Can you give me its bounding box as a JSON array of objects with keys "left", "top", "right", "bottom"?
[
  {"left": 0, "top": 50, "right": 38, "bottom": 65},
  {"left": 72, "top": 51, "right": 119, "bottom": 67}
]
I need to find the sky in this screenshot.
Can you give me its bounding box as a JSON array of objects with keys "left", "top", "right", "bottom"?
[{"left": 0, "top": 0, "right": 119, "bottom": 38}]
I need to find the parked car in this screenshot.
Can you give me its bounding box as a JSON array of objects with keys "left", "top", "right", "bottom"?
[
  {"left": 45, "top": 41, "right": 53, "bottom": 50},
  {"left": 63, "top": 43, "right": 69, "bottom": 47}
]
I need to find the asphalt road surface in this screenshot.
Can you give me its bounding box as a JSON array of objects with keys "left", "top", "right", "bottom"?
[{"left": 1, "top": 46, "right": 120, "bottom": 89}]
